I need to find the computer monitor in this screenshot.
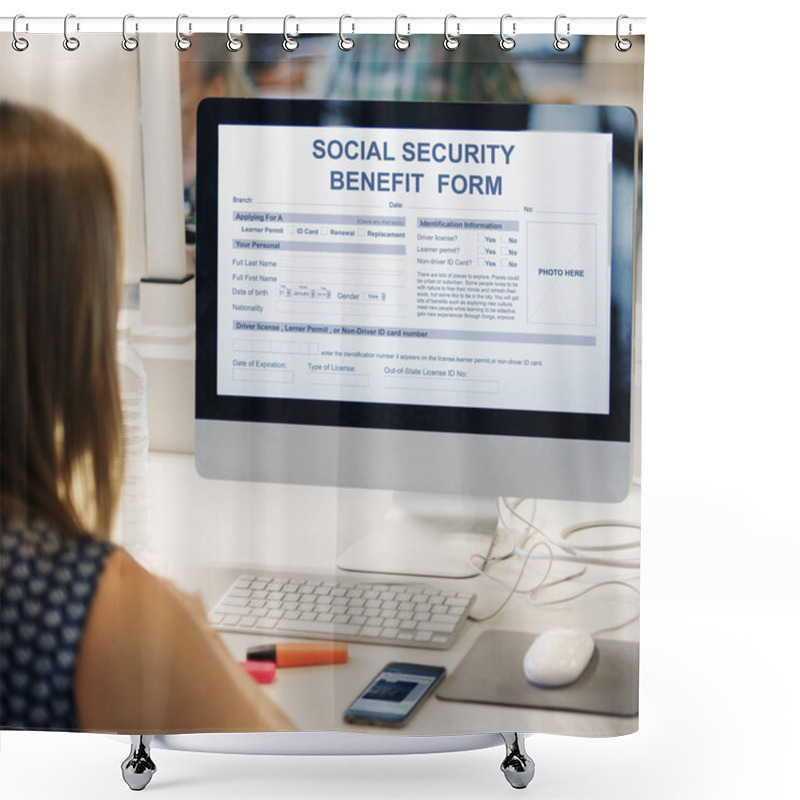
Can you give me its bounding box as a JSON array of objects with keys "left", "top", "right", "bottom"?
[{"left": 195, "top": 98, "right": 636, "bottom": 578}]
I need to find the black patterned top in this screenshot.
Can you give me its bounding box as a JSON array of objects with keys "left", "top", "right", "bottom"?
[{"left": 0, "top": 514, "right": 114, "bottom": 730}]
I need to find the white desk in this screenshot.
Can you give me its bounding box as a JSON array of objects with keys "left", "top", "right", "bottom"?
[{"left": 145, "top": 452, "right": 640, "bottom": 739}]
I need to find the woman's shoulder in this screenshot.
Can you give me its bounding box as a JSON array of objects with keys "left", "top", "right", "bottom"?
[
  {"left": 0, "top": 513, "right": 116, "bottom": 730},
  {"left": 1, "top": 512, "right": 115, "bottom": 579}
]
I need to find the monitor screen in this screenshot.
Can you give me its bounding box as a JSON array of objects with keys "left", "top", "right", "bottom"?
[{"left": 196, "top": 99, "right": 635, "bottom": 503}]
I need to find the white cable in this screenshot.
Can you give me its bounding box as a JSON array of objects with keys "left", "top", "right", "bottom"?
[
  {"left": 502, "top": 496, "right": 642, "bottom": 569},
  {"left": 469, "top": 496, "right": 641, "bottom": 632},
  {"left": 467, "top": 540, "right": 555, "bottom": 623},
  {"left": 500, "top": 497, "right": 580, "bottom": 557},
  {"left": 490, "top": 497, "right": 642, "bottom": 632},
  {"left": 514, "top": 545, "right": 640, "bottom": 570},
  {"left": 529, "top": 579, "right": 641, "bottom": 635},
  {"left": 558, "top": 520, "right": 641, "bottom": 553},
  {"left": 467, "top": 514, "right": 587, "bottom": 623}
]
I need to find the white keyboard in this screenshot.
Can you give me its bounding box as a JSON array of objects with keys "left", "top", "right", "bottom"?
[{"left": 209, "top": 571, "right": 475, "bottom": 650}]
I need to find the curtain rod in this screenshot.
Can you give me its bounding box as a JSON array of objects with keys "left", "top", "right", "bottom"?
[{"left": 1, "top": 15, "right": 646, "bottom": 38}]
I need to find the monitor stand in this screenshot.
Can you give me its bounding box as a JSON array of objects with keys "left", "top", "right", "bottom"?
[{"left": 336, "top": 492, "right": 502, "bottom": 579}]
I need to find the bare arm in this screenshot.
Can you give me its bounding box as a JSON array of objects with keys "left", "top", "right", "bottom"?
[{"left": 74, "top": 548, "right": 296, "bottom": 734}]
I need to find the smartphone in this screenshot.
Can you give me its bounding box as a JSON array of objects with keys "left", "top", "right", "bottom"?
[{"left": 344, "top": 662, "right": 446, "bottom": 727}]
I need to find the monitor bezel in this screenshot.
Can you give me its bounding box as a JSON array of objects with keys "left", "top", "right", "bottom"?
[{"left": 196, "top": 98, "right": 636, "bottom": 446}]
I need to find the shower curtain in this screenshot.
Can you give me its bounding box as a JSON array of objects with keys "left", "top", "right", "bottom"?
[{"left": 1, "top": 14, "right": 644, "bottom": 749}]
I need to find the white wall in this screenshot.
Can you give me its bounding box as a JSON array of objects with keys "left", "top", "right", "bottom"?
[{"left": 0, "top": 33, "right": 147, "bottom": 285}]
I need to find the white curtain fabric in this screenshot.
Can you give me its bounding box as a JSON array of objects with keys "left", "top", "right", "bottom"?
[{"left": 1, "top": 25, "right": 643, "bottom": 739}]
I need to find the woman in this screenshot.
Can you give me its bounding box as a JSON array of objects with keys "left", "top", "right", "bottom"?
[{"left": 0, "top": 102, "right": 293, "bottom": 733}]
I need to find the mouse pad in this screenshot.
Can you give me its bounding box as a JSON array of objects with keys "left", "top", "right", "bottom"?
[{"left": 436, "top": 631, "right": 639, "bottom": 717}]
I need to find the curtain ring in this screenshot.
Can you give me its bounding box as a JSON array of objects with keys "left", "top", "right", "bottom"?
[
  {"left": 122, "top": 14, "right": 139, "bottom": 51},
  {"left": 283, "top": 15, "right": 299, "bottom": 51},
  {"left": 63, "top": 14, "right": 80, "bottom": 51},
  {"left": 12, "top": 15, "right": 29, "bottom": 52},
  {"left": 338, "top": 15, "right": 355, "bottom": 51},
  {"left": 175, "top": 14, "right": 191, "bottom": 50},
  {"left": 615, "top": 15, "right": 632, "bottom": 52},
  {"left": 227, "top": 15, "right": 243, "bottom": 52},
  {"left": 499, "top": 14, "right": 516, "bottom": 51},
  {"left": 394, "top": 14, "right": 410, "bottom": 51},
  {"left": 553, "top": 14, "right": 570, "bottom": 51},
  {"left": 443, "top": 14, "right": 460, "bottom": 51}
]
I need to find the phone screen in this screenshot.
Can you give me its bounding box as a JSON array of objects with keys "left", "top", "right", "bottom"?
[{"left": 345, "top": 662, "right": 446, "bottom": 726}]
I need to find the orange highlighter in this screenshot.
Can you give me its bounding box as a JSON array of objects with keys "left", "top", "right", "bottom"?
[{"left": 246, "top": 641, "right": 349, "bottom": 668}]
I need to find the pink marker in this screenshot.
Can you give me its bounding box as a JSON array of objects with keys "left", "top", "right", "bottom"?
[{"left": 239, "top": 660, "right": 277, "bottom": 684}]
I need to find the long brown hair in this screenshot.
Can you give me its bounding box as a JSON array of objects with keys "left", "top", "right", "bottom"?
[{"left": 1, "top": 102, "right": 123, "bottom": 539}]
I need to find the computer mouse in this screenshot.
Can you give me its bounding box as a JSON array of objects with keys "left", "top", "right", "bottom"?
[{"left": 523, "top": 628, "right": 596, "bottom": 688}]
